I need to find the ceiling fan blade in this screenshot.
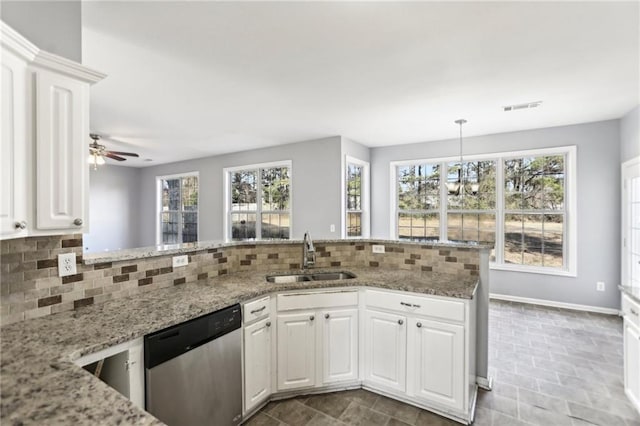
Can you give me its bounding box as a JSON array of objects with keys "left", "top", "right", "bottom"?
[
  {"left": 105, "top": 153, "right": 127, "bottom": 161},
  {"left": 107, "top": 151, "right": 139, "bottom": 157}
]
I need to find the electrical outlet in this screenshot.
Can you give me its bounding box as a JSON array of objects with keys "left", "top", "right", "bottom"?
[
  {"left": 173, "top": 255, "right": 189, "bottom": 268},
  {"left": 596, "top": 281, "right": 605, "bottom": 292},
  {"left": 330, "top": 224, "right": 335, "bottom": 233},
  {"left": 372, "top": 245, "right": 385, "bottom": 254},
  {"left": 58, "top": 253, "right": 77, "bottom": 277}
]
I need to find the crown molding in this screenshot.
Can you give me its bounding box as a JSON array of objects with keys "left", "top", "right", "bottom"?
[
  {"left": 32, "top": 50, "right": 106, "bottom": 84},
  {"left": 1, "top": 21, "right": 39, "bottom": 61}
]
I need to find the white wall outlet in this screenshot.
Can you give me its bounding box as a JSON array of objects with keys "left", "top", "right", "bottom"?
[
  {"left": 173, "top": 255, "right": 189, "bottom": 268},
  {"left": 330, "top": 224, "right": 335, "bottom": 233},
  {"left": 596, "top": 281, "right": 605, "bottom": 292},
  {"left": 58, "top": 253, "right": 77, "bottom": 277},
  {"left": 372, "top": 244, "right": 385, "bottom": 254}
]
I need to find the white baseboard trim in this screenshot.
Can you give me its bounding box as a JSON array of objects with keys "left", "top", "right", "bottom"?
[
  {"left": 476, "top": 376, "right": 493, "bottom": 391},
  {"left": 490, "top": 293, "right": 621, "bottom": 316}
]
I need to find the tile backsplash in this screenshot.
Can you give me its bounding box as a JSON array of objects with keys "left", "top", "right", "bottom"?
[{"left": 1, "top": 236, "right": 480, "bottom": 326}]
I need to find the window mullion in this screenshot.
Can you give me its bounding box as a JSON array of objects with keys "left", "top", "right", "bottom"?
[
  {"left": 177, "top": 178, "right": 183, "bottom": 243},
  {"left": 256, "top": 168, "right": 262, "bottom": 240},
  {"left": 440, "top": 161, "right": 448, "bottom": 240},
  {"left": 496, "top": 157, "right": 505, "bottom": 264}
]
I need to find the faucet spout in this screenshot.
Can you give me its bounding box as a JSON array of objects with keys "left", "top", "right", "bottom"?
[{"left": 303, "top": 232, "right": 316, "bottom": 270}]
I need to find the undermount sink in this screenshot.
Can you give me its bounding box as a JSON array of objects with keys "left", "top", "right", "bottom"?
[{"left": 266, "top": 271, "right": 356, "bottom": 283}]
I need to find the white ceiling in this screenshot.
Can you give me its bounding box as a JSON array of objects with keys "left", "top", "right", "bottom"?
[{"left": 82, "top": 1, "right": 639, "bottom": 167}]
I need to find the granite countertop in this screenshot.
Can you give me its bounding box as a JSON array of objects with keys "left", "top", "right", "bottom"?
[
  {"left": 619, "top": 285, "right": 640, "bottom": 304},
  {"left": 83, "top": 238, "right": 493, "bottom": 265},
  {"left": 0, "top": 267, "right": 478, "bottom": 425}
]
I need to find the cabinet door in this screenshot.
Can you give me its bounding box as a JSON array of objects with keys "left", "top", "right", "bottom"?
[
  {"left": 364, "top": 309, "right": 406, "bottom": 393},
  {"left": 625, "top": 321, "right": 640, "bottom": 412},
  {"left": 1, "top": 50, "right": 28, "bottom": 237},
  {"left": 409, "top": 318, "right": 465, "bottom": 411},
  {"left": 277, "top": 312, "right": 316, "bottom": 391},
  {"left": 244, "top": 317, "right": 273, "bottom": 413},
  {"left": 34, "top": 70, "right": 88, "bottom": 230},
  {"left": 322, "top": 308, "right": 358, "bottom": 384}
]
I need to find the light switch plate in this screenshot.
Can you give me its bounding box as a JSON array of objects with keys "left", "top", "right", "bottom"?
[
  {"left": 173, "top": 255, "right": 188, "bottom": 268},
  {"left": 58, "top": 253, "right": 77, "bottom": 277},
  {"left": 372, "top": 245, "right": 385, "bottom": 254}
]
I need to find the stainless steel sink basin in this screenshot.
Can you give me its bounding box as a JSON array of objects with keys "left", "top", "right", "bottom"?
[
  {"left": 266, "top": 271, "right": 356, "bottom": 283},
  {"left": 309, "top": 271, "right": 357, "bottom": 281},
  {"left": 266, "top": 274, "right": 311, "bottom": 283}
]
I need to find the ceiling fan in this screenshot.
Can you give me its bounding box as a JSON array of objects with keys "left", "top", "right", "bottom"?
[{"left": 88, "top": 134, "right": 140, "bottom": 169}]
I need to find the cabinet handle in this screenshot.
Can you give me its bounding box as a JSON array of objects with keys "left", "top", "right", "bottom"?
[
  {"left": 417, "top": 322, "right": 422, "bottom": 328},
  {"left": 631, "top": 308, "right": 638, "bottom": 316},
  {"left": 14, "top": 221, "right": 27, "bottom": 230},
  {"left": 73, "top": 218, "right": 83, "bottom": 226},
  {"left": 250, "top": 306, "right": 266, "bottom": 314},
  {"left": 310, "top": 315, "right": 315, "bottom": 321},
  {"left": 398, "top": 319, "right": 404, "bottom": 325},
  {"left": 266, "top": 321, "right": 271, "bottom": 327},
  {"left": 400, "top": 302, "right": 412, "bottom": 307},
  {"left": 325, "top": 313, "right": 330, "bottom": 319}
]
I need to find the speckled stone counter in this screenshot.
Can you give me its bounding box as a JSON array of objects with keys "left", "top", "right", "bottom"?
[
  {"left": 620, "top": 285, "right": 640, "bottom": 304},
  {"left": 0, "top": 267, "right": 478, "bottom": 425}
]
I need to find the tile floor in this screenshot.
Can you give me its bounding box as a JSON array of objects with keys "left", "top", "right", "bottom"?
[{"left": 246, "top": 300, "right": 640, "bottom": 425}]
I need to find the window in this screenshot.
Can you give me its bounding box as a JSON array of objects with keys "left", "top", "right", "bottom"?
[
  {"left": 391, "top": 147, "right": 576, "bottom": 275},
  {"left": 344, "top": 157, "right": 370, "bottom": 237},
  {"left": 157, "top": 173, "right": 198, "bottom": 244},
  {"left": 225, "top": 161, "right": 291, "bottom": 241}
]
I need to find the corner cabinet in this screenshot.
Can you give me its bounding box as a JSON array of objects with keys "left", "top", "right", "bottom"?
[{"left": 0, "top": 22, "right": 105, "bottom": 239}]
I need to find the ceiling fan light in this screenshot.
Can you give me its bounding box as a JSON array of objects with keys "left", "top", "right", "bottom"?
[
  {"left": 87, "top": 154, "right": 97, "bottom": 165},
  {"left": 96, "top": 155, "right": 105, "bottom": 165}
]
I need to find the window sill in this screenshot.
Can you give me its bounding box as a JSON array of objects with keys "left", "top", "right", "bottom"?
[{"left": 490, "top": 263, "right": 577, "bottom": 278}]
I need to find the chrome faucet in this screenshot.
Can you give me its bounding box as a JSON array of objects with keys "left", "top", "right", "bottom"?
[{"left": 303, "top": 232, "right": 316, "bottom": 270}]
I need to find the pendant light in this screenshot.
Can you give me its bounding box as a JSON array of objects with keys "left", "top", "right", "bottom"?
[{"left": 454, "top": 118, "right": 467, "bottom": 196}]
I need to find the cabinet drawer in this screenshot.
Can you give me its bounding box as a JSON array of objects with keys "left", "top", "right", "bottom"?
[
  {"left": 366, "top": 290, "right": 465, "bottom": 323},
  {"left": 622, "top": 294, "right": 640, "bottom": 328},
  {"left": 244, "top": 296, "right": 270, "bottom": 323},
  {"left": 277, "top": 291, "right": 358, "bottom": 311}
]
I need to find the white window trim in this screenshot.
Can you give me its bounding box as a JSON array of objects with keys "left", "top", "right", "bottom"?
[
  {"left": 223, "top": 160, "right": 293, "bottom": 242},
  {"left": 155, "top": 171, "right": 199, "bottom": 245},
  {"left": 342, "top": 155, "right": 370, "bottom": 238},
  {"left": 390, "top": 146, "right": 577, "bottom": 277}
]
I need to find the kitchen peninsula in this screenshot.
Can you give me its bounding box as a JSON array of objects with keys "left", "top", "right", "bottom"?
[{"left": 0, "top": 238, "right": 491, "bottom": 425}]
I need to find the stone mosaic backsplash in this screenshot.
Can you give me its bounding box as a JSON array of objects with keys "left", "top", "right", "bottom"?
[{"left": 1, "top": 236, "right": 480, "bottom": 326}]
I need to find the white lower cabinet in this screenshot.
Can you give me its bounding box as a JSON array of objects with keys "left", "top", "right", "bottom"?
[
  {"left": 244, "top": 317, "right": 273, "bottom": 413},
  {"left": 74, "top": 338, "right": 144, "bottom": 409},
  {"left": 322, "top": 308, "right": 358, "bottom": 384},
  {"left": 623, "top": 294, "right": 640, "bottom": 413},
  {"left": 363, "top": 309, "right": 407, "bottom": 393},
  {"left": 407, "top": 318, "right": 465, "bottom": 411},
  {"left": 276, "top": 311, "right": 317, "bottom": 391}
]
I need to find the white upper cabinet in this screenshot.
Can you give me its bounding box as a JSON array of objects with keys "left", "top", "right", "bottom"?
[
  {"left": 34, "top": 70, "right": 87, "bottom": 230},
  {"left": 0, "top": 38, "right": 30, "bottom": 238},
  {"left": 0, "top": 22, "right": 105, "bottom": 239}
]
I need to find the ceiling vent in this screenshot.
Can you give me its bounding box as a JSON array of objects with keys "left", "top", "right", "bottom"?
[{"left": 503, "top": 101, "right": 543, "bottom": 112}]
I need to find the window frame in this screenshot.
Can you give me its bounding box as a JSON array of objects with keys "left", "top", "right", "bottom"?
[
  {"left": 155, "top": 171, "right": 200, "bottom": 245},
  {"left": 390, "top": 146, "right": 577, "bottom": 276},
  {"left": 223, "top": 160, "right": 292, "bottom": 242},
  {"left": 342, "top": 156, "right": 370, "bottom": 238}
]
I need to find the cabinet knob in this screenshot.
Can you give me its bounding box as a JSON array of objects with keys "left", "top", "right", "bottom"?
[
  {"left": 14, "top": 221, "right": 27, "bottom": 230},
  {"left": 310, "top": 315, "right": 315, "bottom": 321},
  {"left": 417, "top": 322, "right": 422, "bottom": 328},
  {"left": 266, "top": 321, "right": 271, "bottom": 327},
  {"left": 325, "top": 313, "right": 330, "bottom": 319},
  {"left": 73, "top": 218, "right": 83, "bottom": 226},
  {"left": 398, "top": 319, "right": 404, "bottom": 325}
]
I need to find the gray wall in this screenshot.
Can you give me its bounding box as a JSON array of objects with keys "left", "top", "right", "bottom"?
[
  {"left": 371, "top": 120, "right": 622, "bottom": 309},
  {"left": 342, "top": 137, "right": 371, "bottom": 163},
  {"left": 621, "top": 105, "right": 640, "bottom": 163},
  {"left": 84, "top": 165, "right": 141, "bottom": 253},
  {"left": 137, "top": 136, "right": 342, "bottom": 246},
  {"left": 1, "top": 1, "right": 82, "bottom": 62}
]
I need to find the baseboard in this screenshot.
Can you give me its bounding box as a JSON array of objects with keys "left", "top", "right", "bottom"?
[
  {"left": 490, "top": 293, "right": 621, "bottom": 315},
  {"left": 476, "top": 376, "right": 493, "bottom": 391}
]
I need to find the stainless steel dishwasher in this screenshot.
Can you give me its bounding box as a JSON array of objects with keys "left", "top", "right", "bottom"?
[{"left": 144, "top": 304, "right": 242, "bottom": 426}]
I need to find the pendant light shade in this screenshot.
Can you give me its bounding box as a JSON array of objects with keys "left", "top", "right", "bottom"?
[{"left": 454, "top": 119, "right": 467, "bottom": 191}]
